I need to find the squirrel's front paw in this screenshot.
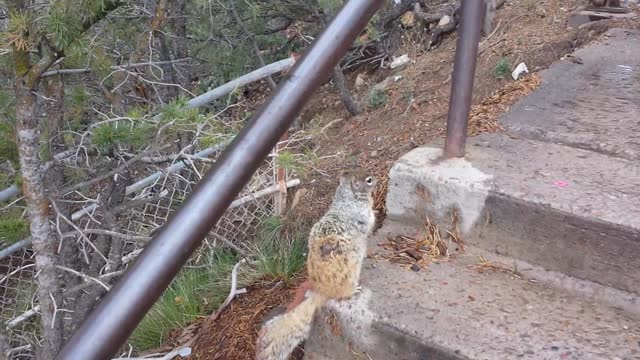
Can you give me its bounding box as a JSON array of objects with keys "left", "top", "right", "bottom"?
[{"left": 353, "top": 284, "right": 363, "bottom": 295}]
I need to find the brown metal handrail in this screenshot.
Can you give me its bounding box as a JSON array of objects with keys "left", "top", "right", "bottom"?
[
  {"left": 55, "top": 0, "right": 483, "bottom": 358},
  {"left": 55, "top": 0, "right": 384, "bottom": 359}
]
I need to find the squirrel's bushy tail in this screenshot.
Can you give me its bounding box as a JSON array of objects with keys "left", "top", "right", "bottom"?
[{"left": 255, "top": 291, "right": 327, "bottom": 360}]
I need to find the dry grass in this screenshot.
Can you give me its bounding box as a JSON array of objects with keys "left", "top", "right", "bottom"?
[
  {"left": 377, "top": 214, "right": 462, "bottom": 271},
  {"left": 468, "top": 73, "right": 541, "bottom": 136},
  {"left": 372, "top": 174, "right": 388, "bottom": 225},
  {"left": 470, "top": 256, "right": 520, "bottom": 277},
  {"left": 325, "top": 312, "right": 343, "bottom": 337}
]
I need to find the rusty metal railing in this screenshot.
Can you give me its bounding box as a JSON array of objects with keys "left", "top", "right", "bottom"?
[
  {"left": 56, "top": 0, "right": 483, "bottom": 358},
  {"left": 444, "top": 0, "right": 484, "bottom": 158}
]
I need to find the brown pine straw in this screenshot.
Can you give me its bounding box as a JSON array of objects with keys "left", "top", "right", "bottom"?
[
  {"left": 467, "top": 73, "right": 541, "bottom": 136},
  {"left": 189, "top": 280, "right": 305, "bottom": 360},
  {"left": 377, "top": 213, "right": 462, "bottom": 271}
]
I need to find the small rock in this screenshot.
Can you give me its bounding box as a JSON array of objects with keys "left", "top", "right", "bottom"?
[
  {"left": 410, "top": 264, "right": 421, "bottom": 272},
  {"left": 551, "top": 346, "right": 560, "bottom": 351},
  {"left": 370, "top": 150, "right": 379, "bottom": 158},
  {"left": 373, "top": 77, "right": 393, "bottom": 91},
  {"left": 437, "top": 15, "right": 452, "bottom": 28},
  {"left": 512, "top": 62, "right": 529, "bottom": 81},
  {"left": 536, "top": 7, "right": 547, "bottom": 17},
  {"left": 355, "top": 73, "right": 367, "bottom": 88},
  {"left": 400, "top": 11, "right": 416, "bottom": 28},
  {"left": 390, "top": 54, "right": 411, "bottom": 69}
]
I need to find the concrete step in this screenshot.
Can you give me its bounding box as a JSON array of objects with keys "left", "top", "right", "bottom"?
[
  {"left": 385, "top": 133, "right": 640, "bottom": 296},
  {"left": 303, "top": 26, "right": 640, "bottom": 360},
  {"left": 303, "top": 224, "right": 640, "bottom": 360},
  {"left": 500, "top": 28, "right": 640, "bottom": 162}
]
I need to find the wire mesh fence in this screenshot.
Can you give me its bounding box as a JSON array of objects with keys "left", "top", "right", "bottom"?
[{"left": 0, "top": 134, "right": 307, "bottom": 359}]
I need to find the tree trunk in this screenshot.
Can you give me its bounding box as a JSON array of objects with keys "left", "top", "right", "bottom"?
[
  {"left": 317, "top": 9, "right": 361, "bottom": 116},
  {"left": 72, "top": 172, "right": 128, "bottom": 324},
  {"left": 332, "top": 66, "right": 362, "bottom": 116},
  {"left": 483, "top": 0, "right": 496, "bottom": 36},
  {"left": 43, "top": 75, "right": 83, "bottom": 339},
  {"left": 14, "top": 78, "right": 64, "bottom": 359},
  {"left": 158, "top": 33, "right": 179, "bottom": 100},
  {"left": 43, "top": 76, "right": 78, "bottom": 287},
  {"left": 171, "top": 1, "right": 190, "bottom": 87}
]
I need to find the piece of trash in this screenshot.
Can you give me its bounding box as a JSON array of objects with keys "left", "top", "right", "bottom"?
[
  {"left": 511, "top": 62, "right": 529, "bottom": 81},
  {"left": 390, "top": 54, "right": 411, "bottom": 69},
  {"left": 178, "top": 347, "right": 192, "bottom": 357},
  {"left": 437, "top": 15, "right": 452, "bottom": 28},
  {"left": 394, "top": 75, "right": 403, "bottom": 82},
  {"left": 553, "top": 180, "right": 569, "bottom": 188}
]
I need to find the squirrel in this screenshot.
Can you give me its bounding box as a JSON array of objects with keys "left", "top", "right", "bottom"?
[{"left": 255, "top": 170, "right": 377, "bottom": 360}]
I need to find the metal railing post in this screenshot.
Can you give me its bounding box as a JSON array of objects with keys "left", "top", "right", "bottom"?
[
  {"left": 443, "top": 0, "right": 485, "bottom": 158},
  {"left": 55, "top": 0, "right": 384, "bottom": 358}
]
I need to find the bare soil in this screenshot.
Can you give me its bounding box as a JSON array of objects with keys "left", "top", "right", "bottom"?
[{"left": 188, "top": 1, "right": 640, "bottom": 359}]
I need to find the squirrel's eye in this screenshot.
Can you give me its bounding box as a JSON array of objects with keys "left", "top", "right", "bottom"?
[{"left": 365, "top": 176, "right": 374, "bottom": 185}]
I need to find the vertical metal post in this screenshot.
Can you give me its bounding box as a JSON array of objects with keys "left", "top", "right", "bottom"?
[
  {"left": 274, "top": 131, "right": 289, "bottom": 216},
  {"left": 55, "top": 1, "right": 383, "bottom": 359},
  {"left": 443, "top": 0, "right": 484, "bottom": 158}
]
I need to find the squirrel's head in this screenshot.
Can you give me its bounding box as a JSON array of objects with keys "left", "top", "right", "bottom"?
[{"left": 339, "top": 170, "right": 377, "bottom": 197}]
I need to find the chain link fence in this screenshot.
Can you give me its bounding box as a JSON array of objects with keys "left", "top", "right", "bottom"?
[{"left": 0, "top": 135, "right": 307, "bottom": 359}]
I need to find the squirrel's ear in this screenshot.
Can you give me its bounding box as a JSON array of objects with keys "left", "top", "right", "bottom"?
[{"left": 339, "top": 170, "right": 351, "bottom": 182}]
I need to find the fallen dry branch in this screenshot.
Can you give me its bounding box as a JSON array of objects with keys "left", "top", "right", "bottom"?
[
  {"left": 187, "top": 56, "right": 296, "bottom": 108},
  {"left": 112, "top": 346, "right": 192, "bottom": 360},
  {"left": 41, "top": 59, "right": 189, "bottom": 78},
  {"left": 184, "top": 259, "right": 248, "bottom": 350},
  {"left": 207, "top": 259, "right": 247, "bottom": 323}
]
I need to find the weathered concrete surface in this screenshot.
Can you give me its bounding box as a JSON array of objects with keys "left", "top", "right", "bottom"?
[
  {"left": 501, "top": 28, "right": 640, "bottom": 161},
  {"left": 304, "top": 26, "right": 640, "bottom": 360},
  {"left": 386, "top": 134, "right": 640, "bottom": 295},
  {"left": 304, "top": 225, "right": 640, "bottom": 360}
]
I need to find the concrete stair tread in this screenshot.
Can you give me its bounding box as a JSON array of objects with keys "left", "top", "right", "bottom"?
[
  {"left": 467, "top": 133, "right": 640, "bottom": 230},
  {"left": 500, "top": 28, "right": 640, "bottom": 162},
  {"left": 304, "top": 225, "right": 640, "bottom": 360}
]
